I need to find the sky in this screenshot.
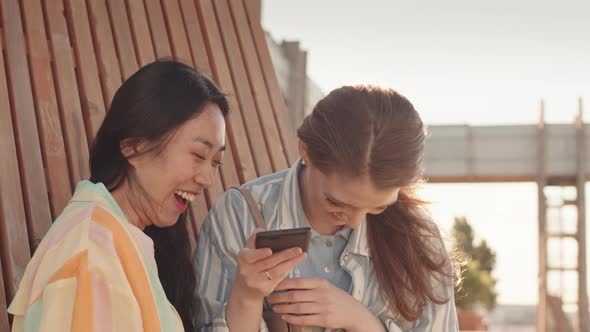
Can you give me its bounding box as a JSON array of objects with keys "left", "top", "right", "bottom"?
[{"left": 262, "top": 0, "right": 590, "bottom": 306}]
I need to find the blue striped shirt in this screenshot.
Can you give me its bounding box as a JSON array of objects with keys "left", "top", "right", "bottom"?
[{"left": 193, "top": 160, "right": 459, "bottom": 331}]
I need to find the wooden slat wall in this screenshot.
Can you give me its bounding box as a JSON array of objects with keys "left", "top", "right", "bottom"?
[{"left": 0, "top": 0, "right": 297, "bottom": 324}]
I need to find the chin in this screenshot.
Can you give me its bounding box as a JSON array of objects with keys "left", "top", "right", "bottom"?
[
  {"left": 329, "top": 219, "right": 348, "bottom": 228},
  {"left": 155, "top": 213, "right": 182, "bottom": 228},
  {"left": 154, "top": 221, "right": 179, "bottom": 228}
]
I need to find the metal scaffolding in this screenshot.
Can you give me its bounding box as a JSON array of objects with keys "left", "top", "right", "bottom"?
[
  {"left": 420, "top": 98, "right": 588, "bottom": 331},
  {"left": 537, "top": 99, "right": 588, "bottom": 332}
]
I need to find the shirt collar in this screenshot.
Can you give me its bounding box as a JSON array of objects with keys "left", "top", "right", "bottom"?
[
  {"left": 69, "top": 180, "right": 127, "bottom": 221},
  {"left": 277, "top": 159, "right": 370, "bottom": 257}
]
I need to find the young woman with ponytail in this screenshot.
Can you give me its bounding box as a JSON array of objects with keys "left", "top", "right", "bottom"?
[{"left": 195, "top": 85, "right": 458, "bottom": 331}]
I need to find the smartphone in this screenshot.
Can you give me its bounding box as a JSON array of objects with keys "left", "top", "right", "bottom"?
[{"left": 255, "top": 227, "right": 311, "bottom": 253}]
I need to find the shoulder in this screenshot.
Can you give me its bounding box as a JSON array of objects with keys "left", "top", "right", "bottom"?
[
  {"left": 212, "top": 169, "right": 289, "bottom": 211},
  {"left": 9, "top": 202, "right": 127, "bottom": 314}
]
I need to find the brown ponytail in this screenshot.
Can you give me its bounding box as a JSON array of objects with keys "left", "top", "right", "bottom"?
[{"left": 297, "top": 85, "right": 453, "bottom": 321}]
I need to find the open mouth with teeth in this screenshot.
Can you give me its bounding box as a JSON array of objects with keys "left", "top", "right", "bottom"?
[{"left": 174, "top": 190, "right": 196, "bottom": 212}]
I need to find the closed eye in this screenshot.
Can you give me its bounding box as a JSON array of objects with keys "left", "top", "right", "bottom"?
[
  {"left": 326, "top": 197, "right": 343, "bottom": 207},
  {"left": 193, "top": 153, "right": 206, "bottom": 161}
]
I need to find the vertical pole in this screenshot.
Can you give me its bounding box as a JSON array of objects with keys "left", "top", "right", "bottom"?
[
  {"left": 576, "top": 98, "right": 588, "bottom": 332},
  {"left": 538, "top": 100, "right": 548, "bottom": 332}
]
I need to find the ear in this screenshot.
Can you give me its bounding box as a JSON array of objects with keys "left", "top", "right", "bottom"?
[
  {"left": 298, "top": 139, "right": 310, "bottom": 164},
  {"left": 120, "top": 138, "right": 149, "bottom": 167}
]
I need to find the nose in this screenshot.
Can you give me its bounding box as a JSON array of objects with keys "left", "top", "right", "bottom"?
[{"left": 194, "top": 164, "right": 215, "bottom": 189}]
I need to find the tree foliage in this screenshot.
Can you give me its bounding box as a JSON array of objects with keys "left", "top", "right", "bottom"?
[{"left": 453, "top": 216, "right": 497, "bottom": 310}]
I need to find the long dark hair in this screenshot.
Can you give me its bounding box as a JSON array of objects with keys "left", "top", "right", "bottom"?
[
  {"left": 298, "top": 85, "right": 453, "bottom": 321},
  {"left": 89, "top": 59, "right": 228, "bottom": 330}
]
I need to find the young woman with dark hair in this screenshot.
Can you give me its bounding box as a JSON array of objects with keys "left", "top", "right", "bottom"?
[
  {"left": 195, "top": 85, "right": 458, "bottom": 331},
  {"left": 9, "top": 59, "right": 228, "bottom": 331}
]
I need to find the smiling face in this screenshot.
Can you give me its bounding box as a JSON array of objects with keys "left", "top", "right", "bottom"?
[
  {"left": 299, "top": 141, "right": 400, "bottom": 234},
  {"left": 124, "top": 102, "right": 226, "bottom": 228},
  {"left": 299, "top": 161, "right": 401, "bottom": 234}
]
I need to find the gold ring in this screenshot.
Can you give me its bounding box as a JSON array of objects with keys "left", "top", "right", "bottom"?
[{"left": 264, "top": 271, "right": 273, "bottom": 281}]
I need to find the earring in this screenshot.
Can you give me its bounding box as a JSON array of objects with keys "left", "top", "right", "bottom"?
[{"left": 301, "top": 159, "right": 306, "bottom": 166}]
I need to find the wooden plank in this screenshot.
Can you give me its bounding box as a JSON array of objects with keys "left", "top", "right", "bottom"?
[
  {"left": 87, "top": 0, "right": 123, "bottom": 108},
  {"left": 196, "top": 0, "right": 257, "bottom": 183},
  {"left": 0, "top": 6, "right": 33, "bottom": 302},
  {"left": 0, "top": 252, "right": 8, "bottom": 331},
  {"left": 144, "top": 0, "right": 172, "bottom": 58},
  {"left": 63, "top": 0, "right": 107, "bottom": 143},
  {"left": 125, "top": 0, "right": 155, "bottom": 65},
  {"left": 43, "top": 0, "right": 90, "bottom": 187},
  {"left": 244, "top": 0, "right": 298, "bottom": 164},
  {"left": 177, "top": 0, "right": 240, "bottom": 194},
  {"left": 213, "top": 0, "right": 273, "bottom": 177},
  {"left": 228, "top": 0, "right": 288, "bottom": 172},
  {"left": 160, "top": 0, "right": 192, "bottom": 63},
  {"left": 178, "top": 0, "right": 212, "bottom": 78},
  {"left": 1, "top": 0, "right": 52, "bottom": 256},
  {"left": 107, "top": 0, "right": 139, "bottom": 79},
  {"left": 21, "top": 0, "right": 72, "bottom": 219},
  {"left": 158, "top": 0, "right": 226, "bottom": 204}
]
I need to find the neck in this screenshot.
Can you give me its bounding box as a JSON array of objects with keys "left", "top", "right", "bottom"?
[
  {"left": 298, "top": 165, "right": 341, "bottom": 235},
  {"left": 111, "top": 182, "right": 149, "bottom": 231}
]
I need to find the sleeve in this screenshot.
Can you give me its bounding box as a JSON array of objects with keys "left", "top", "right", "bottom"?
[
  {"left": 375, "top": 251, "right": 459, "bottom": 332},
  {"left": 407, "top": 270, "right": 459, "bottom": 331},
  {"left": 374, "top": 207, "right": 459, "bottom": 332},
  {"left": 193, "top": 190, "right": 269, "bottom": 332},
  {"left": 408, "top": 230, "right": 459, "bottom": 331},
  {"left": 9, "top": 248, "right": 145, "bottom": 332},
  {"left": 9, "top": 209, "right": 183, "bottom": 331}
]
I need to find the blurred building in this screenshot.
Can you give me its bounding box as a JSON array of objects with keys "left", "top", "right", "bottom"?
[{"left": 266, "top": 33, "right": 324, "bottom": 131}]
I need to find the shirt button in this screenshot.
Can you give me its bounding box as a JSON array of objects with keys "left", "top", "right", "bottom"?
[
  {"left": 325, "top": 240, "right": 333, "bottom": 247},
  {"left": 342, "top": 253, "right": 350, "bottom": 262},
  {"left": 324, "top": 266, "right": 331, "bottom": 273}
]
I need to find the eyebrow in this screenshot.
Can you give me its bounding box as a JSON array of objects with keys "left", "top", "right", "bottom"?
[
  {"left": 195, "top": 137, "right": 226, "bottom": 152},
  {"left": 324, "top": 192, "right": 397, "bottom": 210}
]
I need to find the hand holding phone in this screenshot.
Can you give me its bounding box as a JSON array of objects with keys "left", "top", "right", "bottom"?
[{"left": 255, "top": 227, "right": 311, "bottom": 253}]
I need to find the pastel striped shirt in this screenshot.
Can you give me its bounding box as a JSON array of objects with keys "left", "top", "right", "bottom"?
[
  {"left": 194, "top": 160, "right": 459, "bottom": 331},
  {"left": 8, "top": 181, "right": 183, "bottom": 332}
]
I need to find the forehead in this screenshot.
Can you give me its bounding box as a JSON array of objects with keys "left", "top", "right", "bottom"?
[
  {"left": 175, "top": 102, "right": 226, "bottom": 148},
  {"left": 320, "top": 171, "right": 399, "bottom": 208}
]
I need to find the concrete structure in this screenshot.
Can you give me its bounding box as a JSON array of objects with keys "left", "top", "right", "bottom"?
[
  {"left": 266, "top": 34, "right": 324, "bottom": 131},
  {"left": 422, "top": 101, "right": 588, "bottom": 332}
]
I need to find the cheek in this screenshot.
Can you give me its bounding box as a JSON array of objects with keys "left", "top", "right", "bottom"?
[{"left": 168, "top": 154, "right": 196, "bottom": 179}]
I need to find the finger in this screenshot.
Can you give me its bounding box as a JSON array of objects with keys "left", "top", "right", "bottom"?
[
  {"left": 265, "top": 253, "right": 307, "bottom": 281},
  {"left": 274, "top": 277, "right": 325, "bottom": 291},
  {"left": 267, "top": 289, "right": 319, "bottom": 304},
  {"left": 272, "top": 302, "right": 323, "bottom": 315},
  {"left": 280, "top": 314, "right": 324, "bottom": 327},
  {"left": 254, "top": 248, "right": 304, "bottom": 272},
  {"left": 239, "top": 247, "right": 272, "bottom": 264},
  {"left": 246, "top": 228, "right": 265, "bottom": 249}
]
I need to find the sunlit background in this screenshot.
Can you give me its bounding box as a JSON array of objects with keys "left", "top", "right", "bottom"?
[{"left": 262, "top": 1, "right": 590, "bottom": 330}]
